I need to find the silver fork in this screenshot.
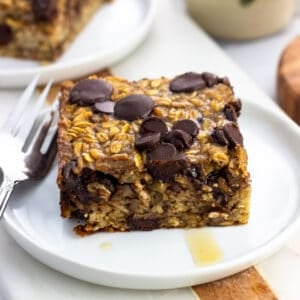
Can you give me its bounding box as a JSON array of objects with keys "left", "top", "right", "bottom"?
[{"left": 0, "top": 76, "right": 58, "bottom": 218}]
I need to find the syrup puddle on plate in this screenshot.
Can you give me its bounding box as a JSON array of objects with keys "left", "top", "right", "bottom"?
[
  {"left": 99, "top": 242, "right": 112, "bottom": 251},
  {"left": 185, "top": 229, "right": 223, "bottom": 266}
]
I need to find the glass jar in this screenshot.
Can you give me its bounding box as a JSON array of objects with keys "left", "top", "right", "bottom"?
[{"left": 186, "top": 0, "right": 296, "bottom": 40}]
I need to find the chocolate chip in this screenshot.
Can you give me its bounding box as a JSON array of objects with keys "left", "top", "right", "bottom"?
[
  {"left": 164, "top": 129, "right": 192, "bottom": 151},
  {"left": 32, "top": 0, "right": 57, "bottom": 21},
  {"left": 147, "top": 153, "right": 188, "bottom": 181},
  {"left": 185, "top": 164, "right": 204, "bottom": 188},
  {"left": 93, "top": 101, "right": 115, "bottom": 114},
  {"left": 70, "top": 79, "right": 113, "bottom": 106},
  {"left": 202, "top": 72, "right": 218, "bottom": 87},
  {"left": 223, "top": 123, "right": 244, "bottom": 147},
  {"left": 135, "top": 132, "right": 161, "bottom": 151},
  {"left": 140, "top": 117, "right": 168, "bottom": 135},
  {"left": 146, "top": 143, "right": 187, "bottom": 181},
  {"left": 170, "top": 72, "right": 206, "bottom": 93},
  {"left": 223, "top": 104, "right": 237, "bottom": 122},
  {"left": 219, "top": 77, "right": 231, "bottom": 86},
  {"left": 114, "top": 94, "right": 154, "bottom": 121},
  {"left": 232, "top": 99, "right": 242, "bottom": 117},
  {"left": 213, "top": 188, "right": 228, "bottom": 207},
  {"left": 206, "top": 169, "right": 226, "bottom": 185},
  {"left": 63, "top": 168, "right": 117, "bottom": 204},
  {"left": 197, "top": 114, "right": 203, "bottom": 124},
  {"left": 172, "top": 119, "right": 199, "bottom": 137},
  {"left": 79, "top": 169, "right": 117, "bottom": 203},
  {"left": 211, "top": 127, "right": 228, "bottom": 146},
  {"left": 128, "top": 216, "right": 159, "bottom": 231},
  {"left": 147, "top": 143, "right": 177, "bottom": 160},
  {"left": 0, "top": 24, "right": 13, "bottom": 46},
  {"left": 71, "top": 209, "right": 86, "bottom": 220}
]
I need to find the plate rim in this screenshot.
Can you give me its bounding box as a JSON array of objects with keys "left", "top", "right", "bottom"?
[
  {"left": 3, "top": 100, "right": 300, "bottom": 289},
  {"left": 0, "top": 0, "right": 157, "bottom": 88}
]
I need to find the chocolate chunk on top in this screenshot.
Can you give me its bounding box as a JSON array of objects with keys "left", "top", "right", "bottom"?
[
  {"left": 223, "top": 104, "right": 238, "bottom": 122},
  {"left": 147, "top": 143, "right": 177, "bottom": 161},
  {"left": 94, "top": 101, "right": 115, "bottom": 114},
  {"left": 232, "top": 99, "right": 242, "bottom": 116},
  {"left": 172, "top": 119, "right": 199, "bottom": 137},
  {"left": 135, "top": 133, "right": 161, "bottom": 151},
  {"left": 211, "top": 128, "right": 228, "bottom": 146},
  {"left": 164, "top": 129, "right": 192, "bottom": 151},
  {"left": 146, "top": 144, "right": 189, "bottom": 181},
  {"left": 114, "top": 94, "right": 154, "bottom": 121},
  {"left": 170, "top": 72, "right": 206, "bottom": 93},
  {"left": 0, "top": 24, "right": 13, "bottom": 45},
  {"left": 147, "top": 153, "right": 188, "bottom": 181},
  {"left": 140, "top": 117, "right": 168, "bottom": 135},
  {"left": 70, "top": 79, "right": 113, "bottom": 106},
  {"left": 32, "top": 0, "right": 57, "bottom": 21},
  {"left": 223, "top": 123, "right": 244, "bottom": 147},
  {"left": 202, "top": 72, "right": 218, "bottom": 87}
]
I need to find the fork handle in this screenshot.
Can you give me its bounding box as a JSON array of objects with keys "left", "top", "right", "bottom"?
[{"left": 0, "top": 176, "right": 15, "bottom": 219}]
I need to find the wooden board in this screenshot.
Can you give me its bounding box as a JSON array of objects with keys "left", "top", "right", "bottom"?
[
  {"left": 278, "top": 37, "right": 300, "bottom": 125},
  {"left": 193, "top": 267, "right": 278, "bottom": 300}
]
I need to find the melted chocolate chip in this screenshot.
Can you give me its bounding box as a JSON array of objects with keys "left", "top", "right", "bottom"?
[
  {"left": 128, "top": 216, "right": 159, "bottom": 231},
  {"left": 170, "top": 72, "right": 206, "bottom": 93},
  {"left": 219, "top": 77, "right": 231, "bottom": 86},
  {"left": 205, "top": 170, "right": 220, "bottom": 185},
  {"left": 172, "top": 119, "right": 199, "bottom": 137},
  {"left": 211, "top": 127, "right": 228, "bottom": 146},
  {"left": 93, "top": 101, "right": 115, "bottom": 114},
  {"left": 185, "top": 164, "right": 204, "bottom": 188},
  {"left": 202, "top": 72, "right": 218, "bottom": 87},
  {"left": 164, "top": 129, "right": 192, "bottom": 151},
  {"left": 223, "top": 123, "right": 243, "bottom": 147},
  {"left": 232, "top": 99, "right": 242, "bottom": 117},
  {"left": 114, "top": 94, "right": 154, "bottom": 121},
  {"left": 32, "top": 0, "right": 57, "bottom": 21},
  {"left": 70, "top": 79, "right": 113, "bottom": 106},
  {"left": 62, "top": 167, "right": 117, "bottom": 204},
  {"left": 140, "top": 117, "right": 168, "bottom": 135},
  {"left": 213, "top": 188, "right": 228, "bottom": 207},
  {"left": 147, "top": 153, "right": 188, "bottom": 181},
  {"left": 135, "top": 132, "right": 161, "bottom": 151},
  {"left": 223, "top": 104, "right": 237, "bottom": 122},
  {"left": 0, "top": 24, "right": 13, "bottom": 46},
  {"left": 147, "top": 143, "right": 177, "bottom": 160}
]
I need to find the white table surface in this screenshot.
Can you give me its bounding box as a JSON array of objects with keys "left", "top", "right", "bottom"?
[{"left": 1, "top": 1, "right": 300, "bottom": 299}]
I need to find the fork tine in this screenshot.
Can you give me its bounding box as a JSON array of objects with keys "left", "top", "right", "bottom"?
[
  {"left": 23, "top": 99, "right": 58, "bottom": 153},
  {"left": 31, "top": 111, "right": 55, "bottom": 152},
  {"left": 14, "top": 80, "right": 53, "bottom": 143},
  {"left": 25, "top": 120, "right": 57, "bottom": 179},
  {"left": 3, "top": 75, "right": 40, "bottom": 133}
]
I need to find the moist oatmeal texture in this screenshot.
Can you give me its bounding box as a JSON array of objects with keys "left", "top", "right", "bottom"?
[
  {"left": 57, "top": 72, "right": 251, "bottom": 234},
  {"left": 0, "top": 0, "right": 107, "bottom": 61}
]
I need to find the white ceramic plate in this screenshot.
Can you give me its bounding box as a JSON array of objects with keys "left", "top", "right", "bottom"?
[
  {"left": 3, "top": 99, "right": 300, "bottom": 290},
  {"left": 0, "top": 0, "right": 156, "bottom": 88}
]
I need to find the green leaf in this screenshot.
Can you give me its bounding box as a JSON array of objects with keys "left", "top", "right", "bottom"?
[{"left": 240, "top": 0, "right": 255, "bottom": 6}]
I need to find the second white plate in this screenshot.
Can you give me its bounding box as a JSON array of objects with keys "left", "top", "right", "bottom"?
[
  {"left": 3, "top": 100, "right": 300, "bottom": 290},
  {"left": 0, "top": 0, "right": 156, "bottom": 88}
]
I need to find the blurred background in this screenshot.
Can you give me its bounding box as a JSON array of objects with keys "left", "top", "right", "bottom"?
[{"left": 180, "top": 0, "right": 300, "bottom": 101}]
